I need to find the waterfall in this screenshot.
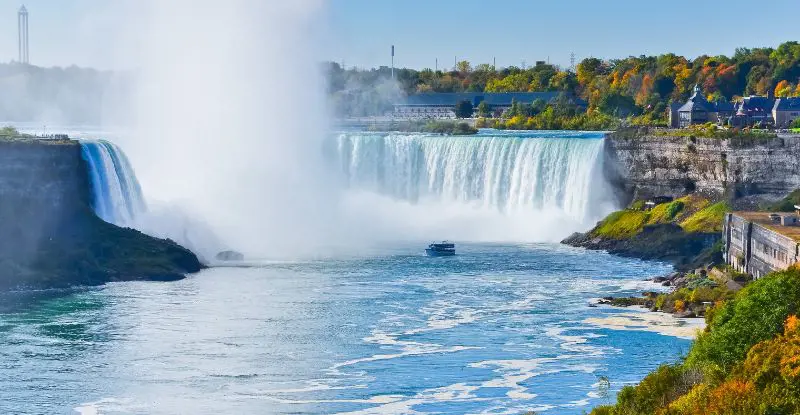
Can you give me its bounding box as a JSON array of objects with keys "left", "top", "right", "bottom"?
[
  {"left": 334, "top": 131, "right": 615, "bottom": 226},
  {"left": 80, "top": 140, "right": 147, "bottom": 228}
]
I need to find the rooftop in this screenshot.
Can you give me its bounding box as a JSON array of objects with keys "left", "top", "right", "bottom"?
[
  {"left": 774, "top": 97, "right": 800, "bottom": 111},
  {"left": 732, "top": 211, "right": 800, "bottom": 242}
]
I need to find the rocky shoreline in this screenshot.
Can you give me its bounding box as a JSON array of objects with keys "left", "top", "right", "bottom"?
[
  {"left": 562, "top": 223, "right": 720, "bottom": 272},
  {"left": 592, "top": 267, "right": 745, "bottom": 319}
]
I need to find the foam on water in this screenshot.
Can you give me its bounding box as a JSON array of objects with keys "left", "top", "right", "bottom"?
[{"left": 1, "top": 243, "right": 690, "bottom": 415}]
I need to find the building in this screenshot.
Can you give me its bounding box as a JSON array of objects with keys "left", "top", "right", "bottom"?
[
  {"left": 677, "top": 85, "right": 734, "bottom": 127},
  {"left": 773, "top": 97, "right": 800, "bottom": 128},
  {"left": 723, "top": 211, "right": 800, "bottom": 278},
  {"left": 728, "top": 96, "right": 776, "bottom": 127},
  {"left": 668, "top": 102, "right": 683, "bottom": 128},
  {"left": 393, "top": 92, "right": 584, "bottom": 119}
]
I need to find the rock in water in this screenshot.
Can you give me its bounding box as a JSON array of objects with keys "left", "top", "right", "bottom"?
[{"left": 216, "top": 251, "right": 244, "bottom": 261}]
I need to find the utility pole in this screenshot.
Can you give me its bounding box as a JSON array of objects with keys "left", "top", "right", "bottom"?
[
  {"left": 493, "top": 57, "right": 496, "bottom": 70},
  {"left": 435, "top": 58, "right": 438, "bottom": 72},
  {"left": 454, "top": 56, "right": 457, "bottom": 71}
]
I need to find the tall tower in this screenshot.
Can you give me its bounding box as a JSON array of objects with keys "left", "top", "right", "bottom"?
[{"left": 18, "top": 5, "right": 29, "bottom": 64}]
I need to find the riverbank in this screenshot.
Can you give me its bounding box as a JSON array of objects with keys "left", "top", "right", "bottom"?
[{"left": 590, "top": 267, "right": 800, "bottom": 415}]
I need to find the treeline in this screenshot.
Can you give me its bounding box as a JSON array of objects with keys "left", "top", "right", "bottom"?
[{"left": 326, "top": 41, "right": 800, "bottom": 120}]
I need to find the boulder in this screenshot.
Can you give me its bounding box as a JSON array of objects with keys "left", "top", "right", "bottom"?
[{"left": 216, "top": 250, "right": 244, "bottom": 261}]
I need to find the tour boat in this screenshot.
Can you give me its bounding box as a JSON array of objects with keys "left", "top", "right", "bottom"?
[{"left": 425, "top": 241, "right": 456, "bottom": 257}]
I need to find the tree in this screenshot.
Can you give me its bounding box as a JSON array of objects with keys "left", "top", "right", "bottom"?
[
  {"left": 476, "top": 101, "right": 490, "bottom": 118},
  {"left": 454, "top": 100, "right": 474, "bottom": 118},
  {"left": 775, "top": 80, "right": 794, "bottom": 97},
  {"left": 456, "top": 60, "right": 472, "bottom": 75}
]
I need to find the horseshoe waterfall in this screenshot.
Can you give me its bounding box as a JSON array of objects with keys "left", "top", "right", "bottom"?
[{"left": 332, "top": 131, "right": 618, "bottom": 241}]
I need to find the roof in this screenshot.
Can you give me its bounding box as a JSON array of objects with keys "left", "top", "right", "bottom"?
[
  {"left": 713, "top": 101, "right": 735, "bottom": 112},
  {"left": 731, "top": 211, "right": 800, "bottom": 242},
  {"left": 737, "top": 96, "right": 775, "bottom": 115},
  {"left": 398, "top": 92, "right": 569, "bottom": 107},
  {"left": 678, "top": 85, "right": 714, "bottom": 113},
  {"left": 774, "top": 97, "right": 800, "bottom": 111}
]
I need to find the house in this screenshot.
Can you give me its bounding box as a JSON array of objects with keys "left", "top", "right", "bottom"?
[
  {"left": 393, "top": 92, "right": 585, "bottom": 119},
  {"left": 677, "top": 85, "right": 729, "bottom": 127},
  {"left": 723, "top": 212, "right": 800, "bottom": 278},
  {"left": 728, "top": 96, "right": 776, "bottom": 127},
  {"left": 773, "top": 97, "right": 800, "bottom": 128}
]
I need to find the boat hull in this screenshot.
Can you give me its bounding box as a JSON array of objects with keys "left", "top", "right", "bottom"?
[{"left": 425, "top": 248, "right": 455, "bottom": 257}]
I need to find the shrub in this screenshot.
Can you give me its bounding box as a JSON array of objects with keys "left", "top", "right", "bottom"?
[
  {"left": 647, "top": 200, "right": 686, "bottom": 224},
  {"left": 686, "top": 269, "right": 800, "bottom": 372},
  {"left": 764, "top": 189, "right": 800, "bottom": 212},
  {"left": 612, "top": 364, "right": 697, "bottom": 415}
]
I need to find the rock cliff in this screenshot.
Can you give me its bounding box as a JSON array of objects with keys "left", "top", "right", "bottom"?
[
  {"left": 605, "top": 131, "right": 800, "bottom": 204},
  {"left": 0, "top": 139, "right": 202, "bottom": 289}
]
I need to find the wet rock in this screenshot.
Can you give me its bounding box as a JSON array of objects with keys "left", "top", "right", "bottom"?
[{"left": 216, "top": 250, "right": 244, "bottom": 261}]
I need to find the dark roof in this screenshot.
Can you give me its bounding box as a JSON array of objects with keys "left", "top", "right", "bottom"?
[
  {"left": 678, "top": 85, "right": 714, "bottom": 113},
  {"left": 713, "top": 101, "right": 735, "bottom": 112},
  {"left": 399, "top": 92, "right": 569, "bottom": 107},
  {"left": 736, "top": 96, "right": 775, "bottom": 116},
  {"left": 774, "top": 97, "right": 800, "bottom": 111}
]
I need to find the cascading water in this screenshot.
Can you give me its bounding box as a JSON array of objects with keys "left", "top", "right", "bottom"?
[
  {"left": 80, "top": 140, "right": 147, "bottom": 228},
  {"left": 332, "top": 130, "right": 617, "bottom": 242}
]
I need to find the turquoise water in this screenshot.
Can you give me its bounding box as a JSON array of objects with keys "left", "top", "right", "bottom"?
[{"left": 0, "top": 242, "right": 687, "bottom": 415}]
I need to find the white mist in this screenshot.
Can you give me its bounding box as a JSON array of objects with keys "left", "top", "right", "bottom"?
[{"left": 112, "top": 1, "right": 344, "bottom": 260}]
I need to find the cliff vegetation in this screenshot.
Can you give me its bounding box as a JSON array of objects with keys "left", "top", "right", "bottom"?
[{"left": 564, "top": 195, "right": 727, "bottom": 271}]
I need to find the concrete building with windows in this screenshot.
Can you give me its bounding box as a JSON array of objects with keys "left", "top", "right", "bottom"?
[
  {"left": 393, "top": 92, "right": 582, "bottom": 119},
  {"left": 723, "top": 211, "right": 800, "bottom": 278},
  {"left": 773, "top": 97, "right": 800, "bottom": 128}
]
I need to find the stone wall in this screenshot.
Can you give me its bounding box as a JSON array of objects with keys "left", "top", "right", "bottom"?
[{"left": 605, "top": 132, "right": 800, "bottom": 203}]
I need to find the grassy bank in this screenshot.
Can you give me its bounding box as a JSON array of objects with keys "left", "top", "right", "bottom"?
[{"left": 592, "top": 195, "right": 729, "bottom": 239}]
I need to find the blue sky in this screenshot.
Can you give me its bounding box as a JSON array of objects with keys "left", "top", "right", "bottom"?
[
  {"left": 327, "top": 0, "right": 800, "bottom": 70},
  {"left": 0, "top": 0, "right": 797, "bottom": 69}
]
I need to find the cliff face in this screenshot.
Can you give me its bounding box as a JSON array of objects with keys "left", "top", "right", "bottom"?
[
  {"left": 0, "top": 139, "right": 201, "bottom": 289},
  {"left": 605, "top": 132, "right": 800, "bottom": 203}
]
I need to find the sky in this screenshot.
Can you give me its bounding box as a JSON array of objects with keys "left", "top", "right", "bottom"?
[{"left": 0, "top": 0, "right": 798, "bottom": 70}]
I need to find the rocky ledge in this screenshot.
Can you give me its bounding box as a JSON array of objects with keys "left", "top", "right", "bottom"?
[
  {"left": 0, "top": 213, "right": 203, "bottom": 290},
  {"left": 563, "top": 223, "right": 720, "bottom": 272},
  {"left": 0, "top": 206, "right": 203, "bottom": 290}
]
